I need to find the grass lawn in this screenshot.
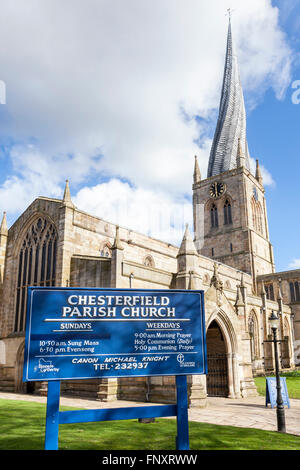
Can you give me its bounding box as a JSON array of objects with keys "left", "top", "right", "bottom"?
[
  {"left": 0, "top": 398, "right": 299, "bottom": 450},
  {"left": 254, "top": 371, "right": 300, "bottom": 399}
]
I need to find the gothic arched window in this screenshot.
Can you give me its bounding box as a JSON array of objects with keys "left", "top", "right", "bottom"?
[
  {"left": 14, "top": 217, "right": 57, "bottom": 332},
  {"left": 265, "top": 283, "right": 274, "bottom": 301},
  {"left": 224, "top": 199, "right": 232, "bottom": 225},
  {"left": 251, "top": 197, "right": 263, "bottom": 234},
  {"left": 248, "top": 312, "right": 259, "bottom": 361},
  {"left": 100, "top": 244, "right": 111, "bottom": 258},
  {"left": 256, "top": 202, "right": 263, "bottom": 233},
  {"left": 210, "top": 204, "right": 218, "bottom": 228},
  {"left": 290, "top": 281, "right": 300, "bottom": 302}
]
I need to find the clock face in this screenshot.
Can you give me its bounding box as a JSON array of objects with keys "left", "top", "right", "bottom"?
[{"left": 209, "top": 181, "right": 226, "bottom": 198}]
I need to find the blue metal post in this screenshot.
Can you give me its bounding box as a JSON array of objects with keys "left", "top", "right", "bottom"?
[
  {"left": 175, "top": 375, "right": 189, "bottom": 450},
  {"left": 44, "top": 380, "right": 61, "bottom": 450}
]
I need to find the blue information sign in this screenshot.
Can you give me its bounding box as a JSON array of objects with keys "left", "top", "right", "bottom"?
[
  {"left": 23, "top": 287, "right": 207, "bottom": 382},
  {"left": 265, "top": 377, "right": 290, "bottom": 408}
]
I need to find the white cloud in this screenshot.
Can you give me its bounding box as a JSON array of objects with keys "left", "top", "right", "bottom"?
[
  {"left": 0, "top": 0, "right": 293, "bottom": 232},
  {"left": 73, "top": 179, "right": 193, "bottom": 246},
  {"left": 0, "top": 142, "right": 103, "bottom": 215},
  {"left": 288, "top": 259, "right": 300, "bottom": 270},
  {"left": 234, "top": 2, "right": 292, "bottom": 102}
]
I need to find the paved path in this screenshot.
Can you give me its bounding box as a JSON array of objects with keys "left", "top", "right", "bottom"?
[
  {"left": 0, "top": 392, "right": 299, "bottom": 436},
  {"left": 189, "top": 396, "right": 300, "bottom": 436}
]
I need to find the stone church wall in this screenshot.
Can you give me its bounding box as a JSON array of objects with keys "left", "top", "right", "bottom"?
[
  {"left": 0, "top": 193, "right": 296, "bottom": 402},
  {"left": 70, "top": 256, "right": 111, "bottom": 288}
]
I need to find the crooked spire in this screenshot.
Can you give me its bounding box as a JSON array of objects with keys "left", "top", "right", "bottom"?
[{"left": 207, "top": 19, "right": 251, "bottom": 178}]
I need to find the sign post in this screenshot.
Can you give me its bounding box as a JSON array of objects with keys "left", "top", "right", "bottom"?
[
  {"left": 45, "top": 380, "right": 61, "bottom": 451},
  {"left": 23, "top": 287, "right": 207, "bottom": 450}
]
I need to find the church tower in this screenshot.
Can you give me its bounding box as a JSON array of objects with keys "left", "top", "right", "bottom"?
[{"left": 193, "top": 19, "right": 275, "bottom": 286}]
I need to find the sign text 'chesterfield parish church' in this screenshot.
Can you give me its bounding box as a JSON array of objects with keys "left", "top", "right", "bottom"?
[{"left": 23, "top": 288, "right": 207, "bottom": 382}]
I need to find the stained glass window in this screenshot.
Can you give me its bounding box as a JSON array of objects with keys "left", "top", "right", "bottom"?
[{"left": 14, "top": 217, "right": 57, "bottom": 332}]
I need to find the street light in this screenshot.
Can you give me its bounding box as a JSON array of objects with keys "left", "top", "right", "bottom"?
[{"left": 269, "top": 310, "right": 286, "bottom": 433}]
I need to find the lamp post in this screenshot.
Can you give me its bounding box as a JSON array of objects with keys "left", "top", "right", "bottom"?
[{"left": 269, "top": 311, "right": 286, "bottom": 433}]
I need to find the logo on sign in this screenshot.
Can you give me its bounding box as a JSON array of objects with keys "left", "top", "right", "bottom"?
[
  {"left": 34, "top": 358, "right": 59, "bottom": 374},
  {"left": 177, "top": 353, "right": 185, "bottom": 364},
  {"left": 177, "top": 352, "right": 196, "bottom": 368}
]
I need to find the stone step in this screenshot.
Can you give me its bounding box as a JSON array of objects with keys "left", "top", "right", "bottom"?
[
  {"left": 62, "top": 390, "right": 98, "bottom": 399},
  {"left": 0, "top": 380, "right": 15, "bottom": 392}
]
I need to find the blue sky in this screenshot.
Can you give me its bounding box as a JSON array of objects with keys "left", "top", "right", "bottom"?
[
  {"left": 0, "top": 0, "right": 299, "bottom": 272},
  {"left": 246, "top": 0, "right": 300, "bottom": 271}
]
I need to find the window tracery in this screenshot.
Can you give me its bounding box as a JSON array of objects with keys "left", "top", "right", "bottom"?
[
  {"left": 224, "top": 199, "right": 232, "bottom": 225},
  {"left": 100, "top": 244, "right": 111, "bottom": 258},
  {"left": 210, "top": 204, "right": 218, "bottom": 228},
  {"left": 290, "top": 281, "right": 300, "bottom": 302},
  {"left": 251, "top": 197, "right": 263, "bottom": 234},
  {"left": 265, "top": 283, "right": 274, "bottom": 301},
  {"left": 14, "top": 217, "right": 57, "bottom": 332}
]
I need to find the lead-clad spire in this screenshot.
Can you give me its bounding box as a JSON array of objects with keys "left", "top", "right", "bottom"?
[{"left": 207, "top": 20, "right": 251, "bottom": 178}]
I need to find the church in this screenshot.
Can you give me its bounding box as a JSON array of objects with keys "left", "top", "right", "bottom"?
[{"left": 0, "top": 20, "right": 299, "bottom": 407}]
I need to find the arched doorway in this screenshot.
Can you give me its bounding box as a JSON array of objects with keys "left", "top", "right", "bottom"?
[
  {"left": 206, "top": 320, "right": 229, "bottom": 397},
  {"left": 15, "top": 341, "right": 36, "bottom": 394}
]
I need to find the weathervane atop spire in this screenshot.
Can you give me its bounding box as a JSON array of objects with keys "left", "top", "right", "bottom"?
[{"left": 225, "top": 8, "right": 235, "bottom": 22}]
